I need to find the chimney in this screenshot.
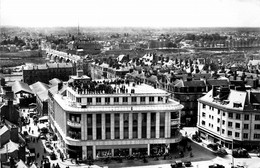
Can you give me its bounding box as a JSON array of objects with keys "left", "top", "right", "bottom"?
[
  {"left": 58, "top": 82, "right": 63, "bottom": 91},
  {"left": 77, "top": 69, "right": 83, "bottom": 77},
  {"left": 0, "top": 78, "right": 5, "bottom": 86},
  {"left": 212, "top": 85, "right": 218, "bottom": 97},
  {"left": 234, "top": 71, "right": 237, "bottom": 80}
]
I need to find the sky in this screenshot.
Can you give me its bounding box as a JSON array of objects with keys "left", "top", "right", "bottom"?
[{"left": 1, "top": 0, "right": 260, "bottom": 28}]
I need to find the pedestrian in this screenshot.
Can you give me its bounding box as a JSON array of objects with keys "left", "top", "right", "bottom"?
[
  {"left": 29, "top": 127, "right": 31, "bottom": 132},
  {"left": 32, "top": 130, "right": 34, "bottom": 134},
  {"left": 52, "top": 163, "right": 55, "bottom": 168},
  {"left": 37, "top": 153, "right": 40, "bottom": 158},
  {"left": 56, "top": 163, "right": 60, "bottom": 168}
]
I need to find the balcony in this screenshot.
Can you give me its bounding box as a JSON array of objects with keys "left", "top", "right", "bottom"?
[
  {"left": 171, "top": 119, "right": 179, "bottom": 126},
  {"left": 67, "top": 120, "right": 81, "bottom": 128}
]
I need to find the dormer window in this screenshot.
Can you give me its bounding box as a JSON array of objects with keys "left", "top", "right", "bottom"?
[
  {"left": 233, "top": 102, "right": 242, "bottom": 108},
  {"left": 253, "top": 103, "right": 260, "bottom": 110}
]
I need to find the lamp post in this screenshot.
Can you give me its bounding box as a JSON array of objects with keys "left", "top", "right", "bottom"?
[{"left": 232, "top": 139, "right": 234, "bottom": 167}]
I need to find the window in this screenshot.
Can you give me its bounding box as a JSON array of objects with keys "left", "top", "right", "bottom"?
[
  {"left": 244, "top": 124, "right": 249, "bottom": 129},
  {"left": 235, "top": 132, "right": 240, "bottom": 138},
  {"left": 209, "top": 115, "right": 211, "bottom": 118},
  {"left": 223, "top": 112, "right": 226, "bottom": 116},
  {"left": 233, "top": 103, "right": 242, "bottom": 108},
  {"left": 76, "top": 97, "right": 81, "bottom": 103},
  {"left": 123, "top": 97, "right": 128, "bottom": 103},
  {"left": 255, "top": 124, "right": 260, "bottom": 130},
  {"left": 96, "top": 97, "right": 101, "bottom": 104},
  {"left": 202, "top": 104, "right": 206, "bottom": 109},
  {"left": 105, "top": 97, "right": 110, "bottom": 104},
  {"left": 235, "top": 123, "right": 240, "bottom": 129},
  {"left": 222, "top": 120, "right": 225, "bottom": 125},
  {"left": 158, "top": 97, "right": 163, "bottom": 102},
  {"left": 149, "top": 96, "right": 154, "bottom": 102},
  {"left": 131, "top": 97, "right": 137, "bottom": 103},
  {"left": 236, "top": 114, "right": 241, "bottom": 120},
  {"left": 228, "top": 122, "right": 232, "bottom": 127},
  {"left": 218, "top": 110, "right": 220, "bottom": 115},
  {"left": 228, "top": 113, "right": 233, "bottom": 118},
  {"left": 244, "top": 114, "right": 249, "bottom": 120},
  {"left": 212, "top": 116, "right": 214, "bottom": 119},
  {"left": 243, "top": 133, "right": 248, "bottom": 139},
  {"left": 217, "top": 118, "right": 220, "bottom": 123},
  {"left": 202, "top": 112, "right": 206, "bottom": 117},
  {"left": 140, "top": 97, "right": 146, "bottom": 103},
  {"left": 255, "top": 115, "right": 260, "bottom": 120},
  {"left": 114, "top": 97, "right": 119, "bottom": 103},
  {"left": 254, "top": 134, "right": 260, "bottom": 139},
  {"left": 228, "top": 131, "right": 232, "bottom": 136},
  {"left": 222, "top": 129, "right": 225, "bottom": 134},
  {"left": 87, "top": 98, "right": 92, "bottom": 104},
  {"left": 202, "top": 120, "right": 205, "bottom": 125},
  {"left": 217, "top": 127, "right": 220, "bottom": 132}
]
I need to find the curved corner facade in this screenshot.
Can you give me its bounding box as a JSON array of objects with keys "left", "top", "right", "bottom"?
[{"left": 48, "top": 78, "right": 183, "bottom": 160}]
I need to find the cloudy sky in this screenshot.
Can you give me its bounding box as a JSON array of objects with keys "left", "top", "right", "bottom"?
[{"left": 1, "top": 0, "right": 260, "bottom": 27}]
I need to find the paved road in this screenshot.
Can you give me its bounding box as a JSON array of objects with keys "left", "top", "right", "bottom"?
[{"left": 21, "top": 110, "right": 260, "bottom": 168}]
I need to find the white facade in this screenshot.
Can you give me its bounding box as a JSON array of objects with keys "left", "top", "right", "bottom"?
[
  {"left": 197, "top": 89, "right": 260, "bottom": 149},
  {"left": 48, "top": 77, "right": 183, "bottom": 160}
]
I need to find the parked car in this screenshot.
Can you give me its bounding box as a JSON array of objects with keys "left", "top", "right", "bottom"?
[
  {"left": 184, "top": 161, "right": 192, "bottom": 167},
  {"left": 171, "top": 160, "right": 183, "bottom": 168},
  {"left": 232, "top": 148, "right": 250, "bottom": 158},
  {"left": 50, "top": 152, "right": 57, "bottom": 160},
  {"left": 192, "top": 134, "right": 202, "bottom": 142},
  {"left": 216, "top": 147, "right": 228, "bottom": 156},
  {"left": 207, "top": 143, "right": 219, "bottom": 151},
  {"left": 209, "top": 164, "right": 225, "bottom": 168}
]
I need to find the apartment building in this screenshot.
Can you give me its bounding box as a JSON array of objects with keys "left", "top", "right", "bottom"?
[
  {"left": 48, "top": 72, "right": 183, "bottom": 160},
  {"left": 197, "top": 86, "right": 260, "bottom": 149}
]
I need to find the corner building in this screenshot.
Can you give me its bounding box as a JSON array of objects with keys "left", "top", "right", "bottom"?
[{"left": 48, "top": 74, "right": 183, "bottom": 160}]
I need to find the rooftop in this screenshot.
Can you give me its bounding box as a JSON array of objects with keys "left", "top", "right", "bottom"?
[{"left": 68, "top": 79, "right": 169, "bottom": 95}]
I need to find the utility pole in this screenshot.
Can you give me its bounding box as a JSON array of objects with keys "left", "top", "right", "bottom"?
[{"left": 232, "top": 139, "right": 234, "bottom": 167}]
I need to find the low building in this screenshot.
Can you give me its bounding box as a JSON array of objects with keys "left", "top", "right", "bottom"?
[
  {"left": 23, "top": 63, "right": 76, "bottom": 85},
  {"left": 30, "top": 82, "right": 50, "bottom": 116}
]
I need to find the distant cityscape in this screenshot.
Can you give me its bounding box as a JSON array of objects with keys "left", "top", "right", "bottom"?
[{"left": 1, "top": 26, "right": 260, "bottom": 168}]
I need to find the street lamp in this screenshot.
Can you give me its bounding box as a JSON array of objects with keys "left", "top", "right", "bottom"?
[{"left": 232, "top": 139, "right": 234, "bottom": 167}]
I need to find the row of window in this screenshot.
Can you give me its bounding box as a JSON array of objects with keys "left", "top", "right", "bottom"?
[
  {"left": 67, "top": 112, "right": 177, "bottom": 140},
  {"left": 202, "top": 119, "right": 260, "bottom": 130},
  {"left": 74, "top": 96, "right": 164, "bottom": 104},
  {"left": 202, "top": 110, "right": 260, "bottom": 121}
]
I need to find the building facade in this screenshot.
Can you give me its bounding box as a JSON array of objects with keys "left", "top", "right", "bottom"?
[
  {"left": 197, "top": 86, "right": 260, "bottom": 150},
  {"left": 23, "top": 63, "right": 76, "bottom": 85},
  {"left": 169, "top": 80, "right": 206, "bottom": 127},
  {"left": 48, "top": 74, "right": 183, "bottom": 160}
]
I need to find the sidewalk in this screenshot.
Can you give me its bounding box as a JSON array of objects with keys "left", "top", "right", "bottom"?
[{"left": 180, "top": 127, "right": 259, "bottom": 158}]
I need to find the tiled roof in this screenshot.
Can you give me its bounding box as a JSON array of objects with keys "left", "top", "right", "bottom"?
[
  {"left": 12, "top": 81, "right": 33, "bottom": 95},
  {"left": 49, "top": 78, "right": 61, "bottom": 86},
  {"left": 183, "top": 80, "right": 206, "bottom": 87},
  {"left": 206, "top": 79, "right": 230, "bottom": 86},
  {"left": 30, "top": 81, "right": 50, "bottom": 94},
  {"left": 199, "top": 89, "right": 247, "bottom": 111}
]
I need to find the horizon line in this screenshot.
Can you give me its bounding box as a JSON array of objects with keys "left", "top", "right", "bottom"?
[{"left": 1, "top": 25, "right": 260, "bottom": 29}]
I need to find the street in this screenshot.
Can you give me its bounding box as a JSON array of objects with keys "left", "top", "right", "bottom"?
[{"left": 21, "top": 109, "right": 260, "bottom": 168}]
